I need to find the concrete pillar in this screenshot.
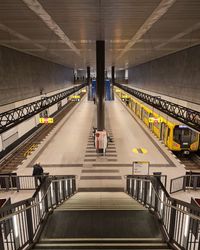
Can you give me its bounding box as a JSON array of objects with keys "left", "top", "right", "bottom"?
[
  {"left": 111, "top": 66, "right": 115, "bottom": 100},
  {"left": 96, "top": 40, "right": 105, "bottom": 131},
  {"left": 112, "top": 66, "right": 115, "bottom": 84},
  {"left": 87, "top": 66, "right": 90, "bottom": 85}
]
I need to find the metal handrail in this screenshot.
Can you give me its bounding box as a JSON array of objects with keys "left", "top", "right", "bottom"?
[
  {"left": 126, "top": 175, "right": 200, "bottom": 250},
  {"left": 126, "top": 175, "right": 200, "bottom": 220},
  {"left": 0, "top": 91, "right": 85, "bottom": 164},
  {"left": 170, "top": 174, "right": 200, "bottom": 194},
  {"left": 0, "top": 175, "right": 76, "bottom": 250},
  {"left": 115, "top": 82, "right": 200, "bottom": 132},
  {"left": 0, "top": 176, "right": 76, "bottom": 222},
  {"left": 0, "top": 84, "right": 86, "bottom": 134}
]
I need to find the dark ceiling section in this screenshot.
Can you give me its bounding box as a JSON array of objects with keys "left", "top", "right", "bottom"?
[{"left": 0, "top": 0, "right": 199, "bottom": 70}]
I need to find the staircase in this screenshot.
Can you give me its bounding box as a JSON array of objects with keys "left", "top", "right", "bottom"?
[{"left": 32, "top": 192, "right": 171, "bottom": 249}]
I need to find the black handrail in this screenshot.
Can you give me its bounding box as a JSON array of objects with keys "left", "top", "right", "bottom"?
[
  {"left": 0, "top": 84, "right": 86, "bottom": 134},
  {"left": 115, "top": 83, "right": 200, "bottom": 132},
  {"left": 126, "top": 175, "right": 200, "bottom": 250},
  {"left": 170, "top": 174, "right": 200, "bottom": 194},
  {"left": 0, "top": 175, "right": 76, "bottom": 250}
]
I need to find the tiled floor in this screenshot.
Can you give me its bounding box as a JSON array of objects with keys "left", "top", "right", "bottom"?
[{"left": 10, "top": 95, "right": 199, "bottom": 202}]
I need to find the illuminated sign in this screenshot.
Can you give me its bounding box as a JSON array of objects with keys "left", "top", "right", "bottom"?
[
  {"left": 71, "top": 95, "right": 81, "bottom": 99},
  {"left": 149, "top": 117, "right": 163, "bottom": 123},
  {"left": 179, "top": 125, "right": 188, "bottom": 128},
  {"left": 122, "top": 94, "right": 129, "bottom": 99},
  {"left": 39, "top": 118, "right": 54, "bottom": 124}
]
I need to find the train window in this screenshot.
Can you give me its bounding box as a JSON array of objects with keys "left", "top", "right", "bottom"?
[
  {"left": 173, "top": 126, "right": 181, "bottom": 143},
  {"left": 191, "top": 131, "right": 197, "bottom": 143},
  {"left": 174, "top": 126, "right": 192, "bottom": 144},
  {"left": 183, "top": 129, "right": 189, "bottom": 136}
]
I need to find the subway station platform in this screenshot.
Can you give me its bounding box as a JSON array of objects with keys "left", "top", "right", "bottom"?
[{"left": 15, "top": 95, "right": 189, "bottom": 195}]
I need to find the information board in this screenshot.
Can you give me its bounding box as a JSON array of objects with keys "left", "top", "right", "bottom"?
[{"left": 132, "top": 161, "right": 149, "bottom": 175}]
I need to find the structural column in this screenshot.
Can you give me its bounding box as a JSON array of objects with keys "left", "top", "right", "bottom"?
[
  {"left": 96, "top": 40, "right": 105, "bottom": 131},
  {"left": 111, "top": 66, "right": 115, "bottom": 100},
  {"left": 87, "top": 66, "right": 90, "bottom": 85},
  {"left": 87, "top": 66, "right": 91, "bottom": 100},
  {"left": 111, "top": 66, "right": 115, "bottom": 84}
]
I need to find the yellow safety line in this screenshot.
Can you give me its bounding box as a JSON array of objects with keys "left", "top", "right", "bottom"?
[{"left": 24, "top": 144, "right": 38, "bottom": 157}]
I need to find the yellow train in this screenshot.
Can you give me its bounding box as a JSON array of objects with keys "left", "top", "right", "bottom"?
[{"left": 116, "top": 88, "right": 199, "bottom": 154}]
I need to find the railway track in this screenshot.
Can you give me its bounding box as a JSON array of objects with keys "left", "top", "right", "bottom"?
[
  {"left": 0, "top": 97, "right": 84, "bottom": 174},
  {"left": 176, "top": 153, "right": 200, "bottom": 171}
]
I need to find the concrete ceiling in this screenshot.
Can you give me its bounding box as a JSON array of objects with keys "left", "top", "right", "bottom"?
[{"left": 0, "top": 0, "right": 200, "bottom": 70}]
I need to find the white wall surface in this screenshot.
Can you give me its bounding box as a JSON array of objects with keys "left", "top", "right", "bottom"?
[
  {"left": 49, "top": 104, "right": 57, "bottom": 116},
  {"left": 0, "top": 86, "right": 76, "bottom": 152},
  {"left": 17, "top": 117, "right": 36, "bottom": 138},
  {"left": 125, "top": 85, "right": 200, "bottom": 112},
  {"left": 0, "top": 135, "right": 3, "bottom": 151}
]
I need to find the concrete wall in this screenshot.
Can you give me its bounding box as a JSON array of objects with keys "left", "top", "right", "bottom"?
[
  {"left": 0, "top": 45, "right": 74, "bottom": 106},
  {"left": 128, "top": 45, "right": 200, "bottom": 105},
  {"left": 116, "top": 70, "right": 125, "bottom": 81}
]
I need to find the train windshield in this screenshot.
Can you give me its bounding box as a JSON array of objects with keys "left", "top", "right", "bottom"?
[{"left": 173, "top": 126, "right": 197, "bottom": 146}]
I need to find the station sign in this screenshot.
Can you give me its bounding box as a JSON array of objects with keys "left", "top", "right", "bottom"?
[
  {"left": 149, "top": 117, "right": 163, "bottom": 123},
  {"left": 132, "top": 161, "right": 150, "bottom": 175},
  {"left": 39, "top": 118, "right": 54, "bottom": 124}
]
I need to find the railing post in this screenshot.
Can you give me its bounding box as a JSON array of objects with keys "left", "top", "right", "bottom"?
[
  {"left": 169, "top": 199, "right": 176, "bottom": 242},
  {"left": 62, "top": 180, "right": 66, "bottom": 200},
  {"left": 54, "top": 181, "right": 59, "bottom": 205},
  {"left": 144, "top": 180, "right": 148, "bottom": 205},
  {"left": 169, "top": 179, "right": 172, "bottom": 194},
  {"left": 183, "top": 176, "right": 186, "bottom": 191},
  {"left": 131, "top": 178, "right": 134, "bottom": 197},
  {"left": 126, "top": 177, "right": 130, "bottom": 194},
  {"left": 193, "top": 176, "right": 197, "bottom": 190},
  {"left": 67, "top": 179, "right": 71, "bottom": 196},
  {"left": 5, "top": 177, "right": 9, "bottom": 191},
  {"left": 72, "top": 177, "right": 76, "bottom": 193},
  {"left": 136, "top": 179, "right": 140, "bottom": 200},
  {"left": 154, "top": 179, "right": 159, "bottom": 213},
  {"left": 26, "top": 200, "right": 34, "bottom": 244},
  {"left": 0, "top": 223, "right": 4, "bottom": 250},
  {"left": 16, "top": 176, "right": 20, "bottom": 192}
]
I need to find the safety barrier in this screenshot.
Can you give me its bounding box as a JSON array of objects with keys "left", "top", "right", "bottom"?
[
  {"left": 0, "top": 175, "right": 76, "bottom": 250},
  {"left": 126, "top": 175, "right": 200, "bottom": 250},
  {"left": 0, "top": 175, "right": 42, "bottom": 191},
  {"left": 170, "top": 175, "right": 200, "bottom": 194}
]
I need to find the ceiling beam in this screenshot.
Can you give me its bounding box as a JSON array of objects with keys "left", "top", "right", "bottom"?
[
  {"left": 22, "top": 0, "right": 80, "bottom": 56},
  {"left": 0, "top": 23, "right": 71, "bottom": 67},
  {"left": 156, "top": 22, "right": 200, "bottom": 49},
  {"left": 117, "top": 0, "right": 177, "bottom": 59},
  {"left": 0, "top": 23, "right": 45, "bottom": 50}
]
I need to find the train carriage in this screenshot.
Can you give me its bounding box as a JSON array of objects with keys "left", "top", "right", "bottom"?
[{"left": 115, "top": 87, "right": 199, "bottom": 154}]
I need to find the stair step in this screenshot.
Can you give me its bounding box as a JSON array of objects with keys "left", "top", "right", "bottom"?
[{"left": 34, "top": 241, "right": 170, "bottom": 249}]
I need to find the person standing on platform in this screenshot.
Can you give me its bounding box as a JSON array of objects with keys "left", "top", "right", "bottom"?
[{"left": 32, "top": 162, "right": 44, "bottom": 185}]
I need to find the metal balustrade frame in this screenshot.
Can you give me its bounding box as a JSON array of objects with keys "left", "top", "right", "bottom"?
[
  {"left": 0, "top": 84, "right": 86, "bottom": 134},
  {"left": 170, "top": 175, "right": 200, "bottom": 194},
  {"left": 126, "top": 175, "right": 200, "bottom": 250},
  {"left": 0, "top": 175, "right": 76, "bottom": 250},
  {"left": 115, "top": 83, "right": 200, "bottom": 132}
]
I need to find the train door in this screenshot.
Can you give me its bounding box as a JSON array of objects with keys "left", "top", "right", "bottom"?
[
  {"left": 149, "top": 113, "right": 153, "bottom": 130},
  {"left": 164, "top": 127, "right": 170, "bottom": 146},
  {"left": 141, "top": 108, "right": 144, "bottom": 120},
  {"left": 160, "top": 122, "right": 166, "bottom": 140}
]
